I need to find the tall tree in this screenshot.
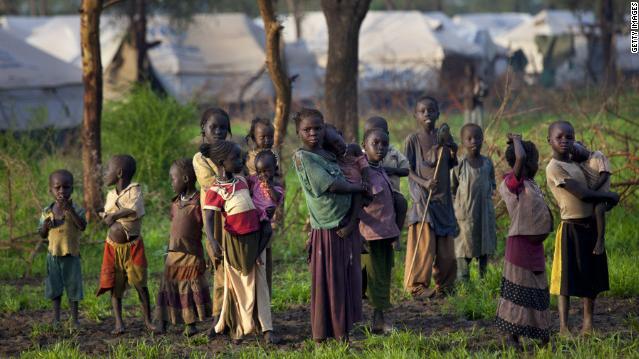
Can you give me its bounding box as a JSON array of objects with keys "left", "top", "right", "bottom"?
[
  {"left": 599, "top": 0, "right": 615, "bottom": 86},
  {"left": 257, "top": 0, "right": 292, "bottom": 152},
  {"left": 80, "top": 0, "right": 104, "bottom": 221},
  {"left": 129, "top": 0, "right": 150, "bottom": 82},
  {"left": 321, "top": 0, "right": 371, "bottom": 142}
]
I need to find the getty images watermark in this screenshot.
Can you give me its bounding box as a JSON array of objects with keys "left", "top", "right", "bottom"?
[{"left": 632, "top": 2, "right": 638, "bottom": 53}]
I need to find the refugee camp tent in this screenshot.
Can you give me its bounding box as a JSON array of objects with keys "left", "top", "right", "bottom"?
[
  {"left": 494, "top": 10, "right": 595, "bottom": 86},
  {"left": 616, "top": 34, "right": 639, "bottom": 74},
  {"left": 146, "top": 13, "right": 274, "bottom": 105},
  {"left": 0, "top": 15, "right": 126, "bottom": 70},
  {"left": 452, "top": 13, "right": 532, "bottom": 39},
  {"left": 283, "top": 41, "right": 322, "bottom": 103},
  {"left": 0, "top": 29, "right": 82, "bottom": 131},
  {"left": 0, "top": 15, "right": 132, "bottom": 99}
]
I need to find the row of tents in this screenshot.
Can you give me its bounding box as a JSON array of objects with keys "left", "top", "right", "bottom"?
[{"left": 1, "top": 10, "right": 637, "bottom": 130}]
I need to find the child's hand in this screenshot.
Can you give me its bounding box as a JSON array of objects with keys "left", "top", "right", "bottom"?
[
  {"left": 43, "top": 217, "right": 54, "bottom": 232},
  {"left": 593, "top": 241, "right": 605, "bottom": 255},
  {"left": 103, "top": 214, "right": 115, "bottom": 226},
  {"left": 426, "top": 178, "right": 439, "bottom": 191},
  {"left": 507, "top": 133, "right": 522, "bottom": 144},
  {"left": 336, "top": 222, "right": 355, "bottom": 239},
  {"left": 256, "top": 256, "right": 264, "bottom": 266},
  {"left": 606, "top": 192, "right": 620, "bottom": 207}
]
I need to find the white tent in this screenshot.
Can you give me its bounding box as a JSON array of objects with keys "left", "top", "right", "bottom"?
[
  {"left": 0, "top": 15, "right": 127, "bottom": 69},
  {"left": 0, "top": 29, "right": 83, "bottom": 130},
  {"left": 616, "top": 34, "right": 639, "bottom": 73},
  {"left": 452, "top": 12, "right": 532, "bottom": 39},
  {"left": 495, "top": 10, "right": 595, "bottom": 85},
  {"left": 284, "top": 41, "right": 322, "bottom": 102},
  {"left": 147, "top": 13, "right": 274, "bottom": 104}
]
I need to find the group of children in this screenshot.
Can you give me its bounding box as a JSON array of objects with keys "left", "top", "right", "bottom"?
[{"left": 38, "top": 97, "right": 619, "bottom": 347}]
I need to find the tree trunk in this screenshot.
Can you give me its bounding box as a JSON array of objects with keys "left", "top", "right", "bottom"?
[
  {"left": 129, "top": 0, "right": 149, "bottom": 83},
  {"left": 599, "top": 0, "right": 616, "bottom": 86},
  {"left": 80, "top": 0, "right": 104, "bottom": 221},
  {"left": 321, "top": 0, "right": 371, "bottom": 143},
  {"left": 39, "top": 0, "right": 47, "bottom": 15},
  {"left": 285, "top": 0, "right": 303, "bottom": 41},
  {"left": 258, "top": 0, "right": 292, "bottom": 152}
]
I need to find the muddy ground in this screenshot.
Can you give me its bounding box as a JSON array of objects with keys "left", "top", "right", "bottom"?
[{"left": 1, "top": 296, "right": 638, "bottom": 357}]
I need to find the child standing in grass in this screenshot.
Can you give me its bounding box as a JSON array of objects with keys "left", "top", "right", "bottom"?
[
  {"left": 292, "top": 108, "right": 366, "bottom": 342},
  {"left": 451, "top": 123, "right": 496, "bottom": 280},
  {"left": 201, "top": 141, "right": 275, "bottom": 344},
  {"left": 364, "top": 116, "right": 409, "bottom": 250},
  {"left": 193, "top": 107, "right": 231, "bottom": 330},
  {"left": 359, "top": 128, "right": 400, "bottom": 334},
  {"left": 38, "top": 169, "right": 86, "bottom": 328},
  {"left": 496, "top": 134, "right": 552, "bottom": 347},
  {"left": 546, "top": 121, "right": 619, "bottom": 336},
  {"left": 155, "top": 159, "right": 212, "bottom": 336},
  {"left": 244, "top": 117, "right": 282, "bottom": 294},
  {"left": 403, "top": 96, "right": 459, "bottom": 299},
  {"left": 97, "top": 155, "right": 154, "bottom": 334}
]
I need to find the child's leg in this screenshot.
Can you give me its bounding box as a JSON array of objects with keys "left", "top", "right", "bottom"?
[
  {"left": 367, "top": 238, "right": 394, "bottom": 333},
  {"left": 266, "top": 246, "right": 273, "bottom": 297},
  {"left": 52, "top": 297, "right": 62, "bottom": 324},
  {"left": 558, "top": 295, "right": 571, "bottom": 335},
  {"left": 111, "top": 295, "right": 125, "bottom": 334},
  {"left": 392, "top": 192, "right": 408, "bottom": 250},
  {"left": 456, "top": 258, "right": 471, "bottom": 281},
  {"left": 478, "top": 255, "right": 488, "bottom": 278},
  {"left": 255, "top": 251, "right": 274, "bottom": 334},
  {"left": 582, "top": 297, "right": 595, "bottom": 334},
  {"left": 593, "top": 203, "right": 606, "bottom": 255},
  {"left": 432, "top": 236, "right": 457, "bottom": 294},
  {"left": 70, "top": 301, "right": 80, "bottom": 328},
  {"left": 134, "top": 285, "right": 156, "bottom": 331}
]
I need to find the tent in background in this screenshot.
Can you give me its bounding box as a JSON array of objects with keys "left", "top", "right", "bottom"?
[
  {"left": 452, "top": 12, "right": 532, "bottom": 39},
  {"left": 0, "top": 28, "right": 82, "bottom": 130},
  {"left": 494, "top": 10, "right": 595, "bottom": 86},
  {"left": 146, "top": 13, "right": 274, "bottom": 105}
]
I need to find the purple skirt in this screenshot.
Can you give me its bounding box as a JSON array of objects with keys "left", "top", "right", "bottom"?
[{"left": 308, "top": 227, "right": 362, "bottom": 340}]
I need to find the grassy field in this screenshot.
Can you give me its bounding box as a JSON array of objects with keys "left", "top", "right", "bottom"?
[{"left": 1, "top": 85, "right": 638, "bottom": 358}]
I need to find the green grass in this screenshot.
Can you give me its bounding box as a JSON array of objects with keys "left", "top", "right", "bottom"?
[{"left": 3, "top": 86, "right": 639, "bottom": 357}]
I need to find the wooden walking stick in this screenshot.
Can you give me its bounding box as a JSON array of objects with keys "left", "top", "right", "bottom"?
[{"left": 405, "top": 124, "right": 451, "bottom": 293}]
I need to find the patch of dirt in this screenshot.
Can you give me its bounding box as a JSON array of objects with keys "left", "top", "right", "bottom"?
[{"left": 1, "top": 297, "right": 637, "bottom": 357}]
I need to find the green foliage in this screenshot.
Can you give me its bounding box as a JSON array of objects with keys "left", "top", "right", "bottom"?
[
  {"left": 102, "top": 85, "right": 198, "bottom": 208},
  {"left": 21, "top": 340, "right": 87, "bottom": 359}
]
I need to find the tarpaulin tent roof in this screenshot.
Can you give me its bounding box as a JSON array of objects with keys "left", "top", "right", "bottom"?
[
  {"left": 0, "top": 15, "right": 127, "bottom": 69},
  {"left": 0, "top": 28, "right": 82, "bottom": 130},
  {"left": 146, "top": 13, "right": 274, "bottom": 104},
  {"left": 494, "top": 10, "right": 595, "bottom": 84},
  {"left": 452, "top": 12, "right": 532, "bottom": 39}
]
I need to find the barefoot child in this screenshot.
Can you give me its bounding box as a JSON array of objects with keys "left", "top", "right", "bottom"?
[
  {"left": 292, "top": 108, "right": 366, "bottom": 342},
  {"left": 155, "top": 159, "right": 212, "bottom": 336},
  {"left": 451, "top": 124, "right": 496, "bottom": 280},
  {"left": 201, "top": 141, "right": 275, "bottom": 344},
  {"left": 359, "top": 128, "right": 400, "bottom": 334},
  {"left": 38, "top": 169, "right": 86, "bottom": 328},
  {"left": 403, "top": 96, "right": 459, "bottom": 298},
  {"left": 546, "top": 121, "right": 619, "bottom": 335},
  {"left": 364, "top": 116, "right": 409, "bottom": 250},
  {"left": 571, "top": 142, "right": 612, "bottom": 256},
  {"left": 496, "top": 134, "right": 552, "bottom": 346},
  {"left": 193, "top": 107, "right": 231, "bottom": 329},
  {"left": 97, "top": 155, "right": 154, "bottom": 334},
  {"left": 244, "top": 117, "right": 282, "bottom": 293}
]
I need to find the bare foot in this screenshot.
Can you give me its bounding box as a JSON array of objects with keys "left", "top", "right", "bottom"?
[
  {"left": 111, "top": 324, "right": 125, "bottom": 335},
  {"left": 504, "top": 334, "right": 522, "bottom": 350},
  {"left": 580, "top": 324, "right": 594, "bottom": 336},
  {"left": 559, "top": 326, "right": 572, "bottom": 337},
  {"left": 71, "top": 320, "right": 81, "bottom": 331},
  {"left": 145, "top": 322, "right": 157, "bottom": 332},
  {"left": 184, "top": 324, "right": 198, "bottom": 337},
  {"left": 207, "top": 323, "right": 217, "bottom": 339},
  {"left": 263, "top": 330, "right": 279, "bottom": 345}
]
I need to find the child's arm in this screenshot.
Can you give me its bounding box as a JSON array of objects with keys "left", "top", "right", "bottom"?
[
  {"left": 409, "top": 169, "right": 438, "bottom": 191},
  {"left": 203, "top": 209, "right": 222, "bottom": 258},
  {"left": 508, "top": 134, "right": 526, "bottom": 180},
  {"left": 337, "top": 194, "right": 362, "bottom": 239},
  {"left": 260, "top": 178, "right": 282, "bottom": 204},
  {"left": 592, "top": 172, "right": 610, "bottom": 191},
  {"left": 328, "top": 178, "right": 366, "bottom": 194},
  {"left": 62, "top": 200, "right": 86, "bottom": 231},
  {"left": 561, "top": 179, "right": 619, "bottom": 205},
  {"left": 103, "top": 209, "right": 137, "bottom": 226},
  {"left": 384, "top": 167, "right": 409, "bottom": 177},
  {"left": 39, "top": 217, "right": 52, "bottom": 239}
]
